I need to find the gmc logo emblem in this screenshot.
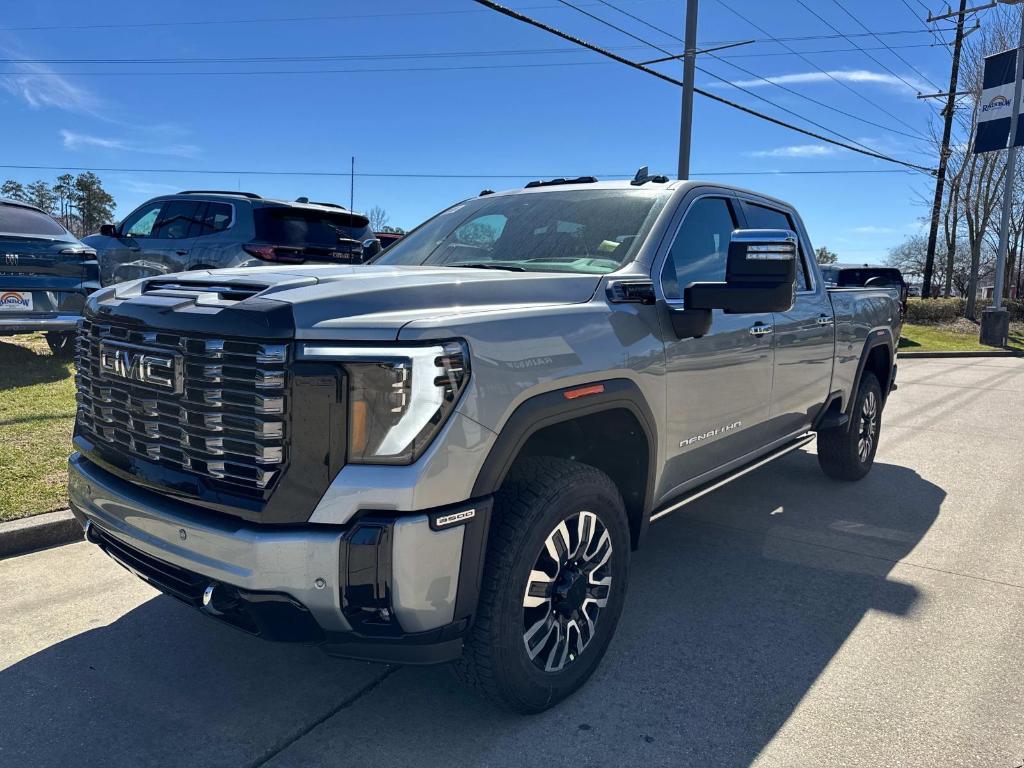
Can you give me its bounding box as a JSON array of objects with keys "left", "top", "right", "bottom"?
[{"left": 99, "top": 341, "right": 181, "bottom": 392}]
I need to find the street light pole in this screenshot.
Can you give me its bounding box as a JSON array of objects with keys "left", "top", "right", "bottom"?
[
  {"left": 677, "top": 0, "right": 699, "bottom": 180},
  {"left": 992, "top": 7, "right": 1024, "bottom": 310},
  {"left": 981, "top": 2, "right": 1024, "bottom": 345}
]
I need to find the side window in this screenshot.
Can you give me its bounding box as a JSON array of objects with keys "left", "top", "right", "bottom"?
[
  {"left": 153, "top": 200, "right": 205, "bottom": 239},
  {"left": 742, "top": 202, "right": 812, "bottom": 291},
  {"left": 661, "top": 197, "right": 736, "bottom": 300},
  {"left": 121, "top": 202, "right": 164, "bottom": 238},
  {"left": 452, "top": 213, "right": 507, "bottom": 248},
  {"left": 203, "top": 202, "right": 232, "bottom": 233}
]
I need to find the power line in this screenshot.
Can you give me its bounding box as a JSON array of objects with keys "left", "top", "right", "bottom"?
[
  {"left": 899, "top": 0, "right": 955, "bottom": 56},
  {"left": 713, "top": 0, "right": 932, "bottom": 140},
  {"left": 0, "top": 42, "right": 959, "bottom": 74},
  {"left": 792, "top": 0, "right": 940, "bottom": 98},
  {"left": 554, "top": 0, "right": 899, "bottom": 157},
  {"left": 0, "top": 163, "right": 919, "bottom": 178},
  {"left": 590, "top": 0, "right": 929, "bottom": 143},
  {"left": 472, "top": 0, "right": 935, "bottom": 173},
  {"left": 829, "top": 0, "right": 944, "bottom": 91}
]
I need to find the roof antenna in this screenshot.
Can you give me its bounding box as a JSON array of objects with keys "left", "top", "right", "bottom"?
[{"left": 631, "top": 165, "right": 669, "bottom": 186}]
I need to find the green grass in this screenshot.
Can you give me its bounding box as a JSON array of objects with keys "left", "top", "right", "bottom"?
[
  {"left": 0, "top": 334, "right": 77, "bottom": 522},
  {"left": 899, "top": 321, "right": 1024, "bottom": 353}
]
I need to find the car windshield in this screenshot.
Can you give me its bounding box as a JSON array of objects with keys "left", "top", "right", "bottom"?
[
  {"left": 373, "top": 188, "right": 670, "bottom": 274},
  {"left": 0, "top": 204, "right": 68, "bottom": 238}
]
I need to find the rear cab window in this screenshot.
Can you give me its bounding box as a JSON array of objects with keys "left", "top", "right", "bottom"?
[
  {"left": 741, "top": 201, "right": 813, "bottom": 291},
  {"left": 0, "top": 204, "right": 68, "bottom": 237}
]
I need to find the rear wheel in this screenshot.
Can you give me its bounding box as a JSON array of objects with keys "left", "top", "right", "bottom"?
[
  {"left": 817, "top": 371, "right": 882, "bottom": 481},
  {"left": 44, "top": 331, "right": 75, "bottom": 358},
  {"left": 454, "top": 457, "right": 630, "bottom": 713}
]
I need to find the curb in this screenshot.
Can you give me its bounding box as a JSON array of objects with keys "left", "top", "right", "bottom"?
[
  {"left": 899, "top": 350, "right": 1023, "bottom": 358},
  {"left": 0, "top": 509, "right": 83, "bottom": 560}
]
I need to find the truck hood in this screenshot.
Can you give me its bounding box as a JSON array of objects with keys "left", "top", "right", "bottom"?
[{"left": 106, "top": 264, "right": 602, "bottom": 341}]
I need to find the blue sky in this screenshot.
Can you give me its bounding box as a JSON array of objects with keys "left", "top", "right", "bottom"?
[{"left": 0, "top": 0, "right": 960, "bottom": 262}]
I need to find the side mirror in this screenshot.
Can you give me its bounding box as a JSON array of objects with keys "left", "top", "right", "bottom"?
[
  {"left": 100, "top": 223, "right": 117, "bottom": 237},
  {"left": 685, "top": 229, "right": 798, "bottom": 314}
]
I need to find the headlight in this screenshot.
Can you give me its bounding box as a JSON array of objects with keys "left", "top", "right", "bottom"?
[{"left": 299, "top": 341, "right": 469, "bottom": 464}]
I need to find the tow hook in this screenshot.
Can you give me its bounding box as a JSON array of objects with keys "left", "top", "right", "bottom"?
[{"left": 202, "top": 583, "right": 239, "bottom": 616}]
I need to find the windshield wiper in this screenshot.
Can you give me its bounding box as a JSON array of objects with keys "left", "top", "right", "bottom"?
[{"left": 447, "top": 262, "right": 527, "bottom": 272}]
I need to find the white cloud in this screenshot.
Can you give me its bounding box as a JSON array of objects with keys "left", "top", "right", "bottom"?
[
  {"left": 61, "top": 129, "right": 200, "bottom": 158},
  {"left": 850, "top": 225, "right": 898, "bottom": 234},
  {"left": 0, "top": 59, "right": 100, "bottom": 114},
  {"left": 748, "top": 144, "right": 837, "bottom": 158},
  {"left": 712, "top": 69, "right": 929, "bottom": 94}
]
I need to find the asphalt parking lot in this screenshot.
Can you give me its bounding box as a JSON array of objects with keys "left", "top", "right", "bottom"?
[{"left": 2, "top": 357, "right": 1022, "bottom": 768}]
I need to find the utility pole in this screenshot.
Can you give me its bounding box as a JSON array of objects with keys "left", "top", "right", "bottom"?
[
  {"left": 677, "top": 0, "right": 699, "bottom": 180},
  {"left": 350, "top": 156, "right": 355, "bottom": 212},
  {"left": 921, "top": 0, "right": 970, "bottom": 298}
]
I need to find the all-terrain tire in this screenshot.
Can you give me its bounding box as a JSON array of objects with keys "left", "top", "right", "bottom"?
[
  {"left": 817, "top": 370, "right": 883, "bottom": 481},
  {"left": 453, "top": 457, "right": 631, "bottom": 713}
]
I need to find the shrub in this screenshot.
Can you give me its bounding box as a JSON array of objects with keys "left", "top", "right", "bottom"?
[
  {"left": 1006, "top": 299, "right": 1023, "bottom": 322},
  {"left": 905, "top": 297, "right": 966, "bottom": 324}
]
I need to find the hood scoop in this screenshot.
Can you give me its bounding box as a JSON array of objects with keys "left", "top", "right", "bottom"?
[{"left": 142, "top": 279, "right": 269, "bottom": 305}]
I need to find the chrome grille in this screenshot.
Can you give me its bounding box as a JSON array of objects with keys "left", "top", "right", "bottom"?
[{"left": 74, "top": 319, "right": 289, "bottom": 497}]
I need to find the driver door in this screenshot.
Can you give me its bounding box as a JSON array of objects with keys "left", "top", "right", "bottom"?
[{"left": 656, "top": 194, "right": 776, "bottom": 497}]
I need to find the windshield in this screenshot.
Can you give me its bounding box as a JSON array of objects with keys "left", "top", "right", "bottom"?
[
  {"left": 0, "top": 204, "right": 69, "bottom": 238},
  {"left": 373, "top": 188, "right": 670, "bottom": 274}
]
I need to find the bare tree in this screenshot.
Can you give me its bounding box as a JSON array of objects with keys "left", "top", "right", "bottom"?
[{"left": 367, "top": 205, "right": 389, "bottom": 232}]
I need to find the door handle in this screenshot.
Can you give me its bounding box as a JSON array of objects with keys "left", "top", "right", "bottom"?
[
  {"left": 816, "top": 314, "right": 834, "bottom": 326},
  {"left": 749, "top": 322, "right": 774, "bottom": 336},
  {"left": 175, "top": 250, "right": 188, "bottom": 256}
]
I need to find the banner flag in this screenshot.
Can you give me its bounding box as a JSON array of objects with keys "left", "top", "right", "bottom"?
[{"left": 974, "top": 48, "right": 1024, "bottom": 154}]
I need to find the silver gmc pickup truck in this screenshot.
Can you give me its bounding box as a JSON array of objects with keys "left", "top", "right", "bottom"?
[{"left": 68, "top": 175, "right": 902, "bottom": 712}]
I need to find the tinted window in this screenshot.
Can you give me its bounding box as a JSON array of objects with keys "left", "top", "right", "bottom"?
[
  {"left": 375, "top": 189, "right": 670, "bottom": 274},
  {"left": 0, "top": 204, "right": 67, "bottom": 237},
  {"left": 255, "top": 207, "right": 372, "bottom": 248},
  {"left": 153, "top": 200, "right": 205, "bottom": 239},
  {"left": 743, "top": 202, "right": 811, "bottom": 290},
  {"left": 837, "top": 268, "right": 903, "bottom": 288},
  {"left": 661, "top": 197, "right": 736, "bottom": 299},
  {"left": 202, "top": 202, "right": 232, "bottom": 234},
  {"left": 122, "top": 202, "right": 163, "bottom": 238}
]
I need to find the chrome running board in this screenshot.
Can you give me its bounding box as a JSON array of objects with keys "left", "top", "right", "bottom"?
[{"left": 650, "top": 433, "right": 815, "bottom": 523}]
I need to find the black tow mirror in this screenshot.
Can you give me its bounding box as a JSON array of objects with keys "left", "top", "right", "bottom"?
[
  {"left": 685, "top": 229, "right": 798, "bottom": 314},
  {"left": 100, "top": 223, "right": 118, "bottom": 237}
]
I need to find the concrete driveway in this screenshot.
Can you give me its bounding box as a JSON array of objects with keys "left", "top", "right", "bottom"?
[{"left": 2, "top": 357, "right": 1022, "bottom": 768}]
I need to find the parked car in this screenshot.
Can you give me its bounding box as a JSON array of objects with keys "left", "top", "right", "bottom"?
[
  {"left": 0, "top": 198, "right": 98, "bottom": 356},
  {"left": 375, "top": 231, "right": 404, "bottom": 250},
  {"left": 821, "top": 263, "right": 908, "bottom": 314},
  {"left": 84, "top": 191, "right": 381, "bottom": 286},
  {"left": 68, "top": 175, "right": 902, "bottom": 712}
]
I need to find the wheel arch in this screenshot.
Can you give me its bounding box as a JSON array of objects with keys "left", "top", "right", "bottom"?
[
  {"left": 471, "top": 378, "right": 658, "bottom": 549},
  {"left": 846, "top": 329, "right": 894, "bottom": 415}
]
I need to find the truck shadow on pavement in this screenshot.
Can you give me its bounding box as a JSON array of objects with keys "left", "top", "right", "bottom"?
[{"left": 0, "top": 453, "right": 944, "bottom": 768}]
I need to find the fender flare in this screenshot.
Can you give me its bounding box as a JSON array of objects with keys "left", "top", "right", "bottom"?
[
  {"left": 470, "top": 378, "right": 658, "bottom": 542},
  {"left": 845, "top": 328, "right": 895, "bottom": 415}
]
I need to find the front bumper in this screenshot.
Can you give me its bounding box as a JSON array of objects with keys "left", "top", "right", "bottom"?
[{"left": 69, "top": 453, "right": 491, "bottom": 664}]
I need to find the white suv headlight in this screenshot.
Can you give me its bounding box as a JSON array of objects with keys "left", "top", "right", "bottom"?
[{"left": 299, "top": 341, "right": 469, "bottom": 464}]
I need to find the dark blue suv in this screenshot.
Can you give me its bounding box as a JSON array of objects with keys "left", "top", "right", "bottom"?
[{"left": 0, "top": 198, "right": 98, "bottom": 356}]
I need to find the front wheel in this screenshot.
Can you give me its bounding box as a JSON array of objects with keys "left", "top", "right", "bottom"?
[
  {"left": 817, "top": 370, "right": 883, "bottom": 481},
  {"left": 454, "top": 457, "right": 630, "bottom": 713}
]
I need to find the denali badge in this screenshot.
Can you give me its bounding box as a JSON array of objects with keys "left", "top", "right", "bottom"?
[{"left": 99, "top": 341, "right": 182, "bottom": 392}]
